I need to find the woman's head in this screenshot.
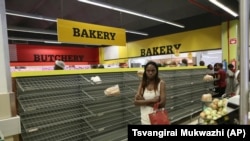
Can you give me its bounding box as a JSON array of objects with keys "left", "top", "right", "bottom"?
[
  {"left": 217, "top": 63, "right": 223, "bottom": 69},
  {"left": 228, "top": 64, "right": 234, "bottom": 69},
  {"left": 143, "top": 61, "right": 159, "bottom": 80},
  {"left": 199, "top": 60, "right": 205, "bottom": 66},
  {"left": 181, "top": 58, "right": 188, "bottom": 66},
  {"left": 141, "top": 61, "right": 161, "bottom": 91}
]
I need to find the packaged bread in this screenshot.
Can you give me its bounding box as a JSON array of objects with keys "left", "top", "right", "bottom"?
[
  {"left": 104, "top": 84, "right": 120, "bottom": 96},
  {"left": 203, "top": 74, "right": 214, "bottom": 82},
  {"left": 201, "top": 93, "right": 212, "bottom": 102},
  {"left": 91, "top": 76, "right": 102, "bottom": 84}
]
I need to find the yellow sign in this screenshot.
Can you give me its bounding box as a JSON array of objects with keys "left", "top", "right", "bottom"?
[
  {"left": 57, "top": 19, "right": 126, "bottom": 46},
  {"left": 174, "top": 48, "right": 180, "bottom": 57},
  {"left": 126, "top": 25, "right": 221, "bottom": 58}
]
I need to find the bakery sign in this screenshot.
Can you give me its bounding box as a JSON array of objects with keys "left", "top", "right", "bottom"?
[
  {"left": 140, "top": 43, "right": 181, "bottom": 56},
  {"left": 57, "top": 19, "right": 126, "bottom": 46}
]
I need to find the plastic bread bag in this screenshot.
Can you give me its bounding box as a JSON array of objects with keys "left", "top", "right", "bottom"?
[
  {"left": 201, "top": 93, "right": 212, "bottom": 102},
  {"left": 91, "top": 76, "right": 102, "bottom": 84},
  {"left": 104, "top": 84, "right": 120, "bottom": 96},
  {"left": 203, "top": 74, "right": 214, "bottom": 82}
]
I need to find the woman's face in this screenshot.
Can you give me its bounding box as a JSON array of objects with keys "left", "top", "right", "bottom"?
[{"left": 146, "top": 64, "right": 157, "bottom": 80}]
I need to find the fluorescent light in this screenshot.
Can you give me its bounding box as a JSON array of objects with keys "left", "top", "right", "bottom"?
[
  {"left": 8, "top": 37, "right": 46, "bottom": 42},
  {"left": 6, "top": 10, "right": 57, "bottom": 22},
  {"left": 126, "top": 30, "right": 148, "bottom": 36},
  {"left": 209, "top": 0, "right": 238, "bottom": 17},
  {"left": 8, "top": 26, "right": 148, "bottom": 37},
  {"left": 8, "top": 37, "right": 98, "bottom": 45},
  {"left": 8, "top": 37, "right": 60, "bottom": 44},
  {"left": 6, "top": 10, "right": 148, "bottom": 36},
  {"left": 44, "top": 41, "right": 61, "bottom": 44},
  {"left": 8, "top": 26, "right": 57, "bottom": 35},
  {"left": 77, "top": 0, "right": 185, "bottom": 28}
]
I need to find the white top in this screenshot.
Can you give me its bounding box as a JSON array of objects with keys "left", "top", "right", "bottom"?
[{"left": 140, "top": 81, "right": 161, "bottom": 125}]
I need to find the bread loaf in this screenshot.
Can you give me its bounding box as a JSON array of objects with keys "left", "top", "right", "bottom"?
[
  {"left": 201, "top": 93, "right": 212, "bottom": 102},
  {"left": 203, "top": 74, "right": 214, "bottom": 82},
  {"left": 104, "top": 84, "right": 120, "bottom": 96}
]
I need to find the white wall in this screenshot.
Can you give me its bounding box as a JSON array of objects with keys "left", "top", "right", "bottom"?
[{"left": 200, "top": 50, "right": 222, "bottom": 67}]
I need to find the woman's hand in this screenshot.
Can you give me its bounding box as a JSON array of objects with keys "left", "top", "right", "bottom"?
[
  {"left": 147, "top": 96, "right": 160, "bottom": 107},
  {"left": 152, "top": 96, "right": 160, "bottom": 103},
  {"left": 135, "top": 94, "right": 144, "bottom": 100}
]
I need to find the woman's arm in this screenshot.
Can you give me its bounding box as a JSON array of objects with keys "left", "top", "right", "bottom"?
[
  {"left": 158, "top": 80, "right": 166, "bottom": 108},
  {"left": 134, "top": 82, "right": 159, "bottom": 106}
]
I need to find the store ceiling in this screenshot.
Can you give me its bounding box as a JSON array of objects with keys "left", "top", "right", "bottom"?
[{"left": 5, "top": 0, "right": 239, "bottom": 46}]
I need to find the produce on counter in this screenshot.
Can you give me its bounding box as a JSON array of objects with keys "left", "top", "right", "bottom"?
[{"left": 199, "top": 98, "right": 228, "bottom": 125}]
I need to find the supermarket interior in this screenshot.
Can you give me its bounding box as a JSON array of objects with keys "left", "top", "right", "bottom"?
[{"left": 0, "top": 0, "right": 250, "bottom": 141}]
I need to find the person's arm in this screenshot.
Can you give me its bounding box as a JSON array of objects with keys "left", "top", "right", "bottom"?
[
  {"left": 158, "top": 80, "right": 166, "bottom": 108},
  {"left": 217, "top": 70, "right": 221, "bottom": 80},
  {"left": 134, "top": 82, "right": 159, "bottom": 106}
]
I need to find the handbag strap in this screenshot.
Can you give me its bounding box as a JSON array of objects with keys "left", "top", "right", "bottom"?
[
  {"left": 153, "top": 80, "right": 162, "bottom": 110},
  {"left": 153, "top": 102, "right": 159, "bottom": 110}
]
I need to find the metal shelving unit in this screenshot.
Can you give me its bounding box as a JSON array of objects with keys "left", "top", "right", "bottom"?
[
  {"left": 15, "top": 68, "right": 213, "bottom": 141},
  {"left": 161, "top": 68, "right": 214, "bottom": 124}
]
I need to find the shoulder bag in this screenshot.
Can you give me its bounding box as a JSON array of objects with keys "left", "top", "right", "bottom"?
[{"left": 148, "top": 102, "right": 170, "bottom": 125}]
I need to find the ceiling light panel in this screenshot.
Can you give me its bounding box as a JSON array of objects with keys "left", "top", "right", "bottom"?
[
  {"left": 209, "top": 0, "right": 238, "bottom": 17},
  {"left": 6, "top": 10, "right": 57, "bottom": 22}
]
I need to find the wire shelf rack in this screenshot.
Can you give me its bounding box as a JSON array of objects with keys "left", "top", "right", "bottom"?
[
  {"left": 18, "top": 88, "right": 86, "bottom": 112},
  {"left": 20, "top": 104, "right": 90, "bottom": 133},
  {"left": 21, "top": 120, "right": 91, "bottom": 141},
  {"left": 168, "top": 102, "right": 202, "bottom": 123},
  {"left": 16, "top": 75, "right": 91, "bottom": 92},
  {"left": 15, "top": 68, "right": 213, "bottom": 141},
  {"left": 91, "top": 127, "right": 128, "bottom": 141}
]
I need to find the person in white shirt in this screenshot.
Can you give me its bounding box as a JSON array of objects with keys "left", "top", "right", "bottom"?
[{"left": 225, "top": 64, "right": 236, "bottom": 97}]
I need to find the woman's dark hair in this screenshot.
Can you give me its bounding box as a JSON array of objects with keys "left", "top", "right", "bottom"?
[
  {"left": 182, "top": 58, "right": 188, "bottom": 66},
  {"left": 141, "top": 61, "right": 160, "bottom": 93},
  {"left": 207, "top": 64, "right": 212, "bottom": 69},
  {"left": 218, "top": 63, "right": 223, "bottom": 68},
  {"left": 228, "top": 64, "right": 234, "bottom": 69},
  {"left": 199, "top": 61, "right": 205, "bottom": 66},
  {"left": 214, "top": 63, "right": 219, "bottom": 71}
]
